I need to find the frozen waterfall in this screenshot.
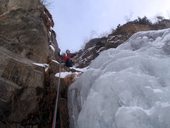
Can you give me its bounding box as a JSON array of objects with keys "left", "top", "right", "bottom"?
[{"left": 68, "top": 28, "right": 170, "bottom": 128}]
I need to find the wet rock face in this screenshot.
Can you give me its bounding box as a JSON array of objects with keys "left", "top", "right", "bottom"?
[
  {"left": 0, "top": 0, "right": 60, "bottom": 127},
  {"left": 0, "top": 0, "right": 8, "bottom": 15},
  {"left": 0, "top": 55, "right": 45, "bottom": 127},
  {"left": 7, "top": 0, "right": 40, "bottom": 10},
  {"left": 0, "top": 0, "right": 49, "bottom": 63}
]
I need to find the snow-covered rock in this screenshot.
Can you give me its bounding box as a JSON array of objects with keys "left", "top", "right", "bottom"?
[{"left": 68, "top": 28, "right": 170, "bottom": 128}]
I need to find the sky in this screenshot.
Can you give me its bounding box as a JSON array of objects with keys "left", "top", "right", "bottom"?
[{"left": 47, "top": 0, "right": 170, "bottom": 52}]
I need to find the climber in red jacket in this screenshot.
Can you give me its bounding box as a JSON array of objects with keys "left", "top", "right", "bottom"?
[{"left": 62, "top": 50, "right": 75, "bottom": 67}]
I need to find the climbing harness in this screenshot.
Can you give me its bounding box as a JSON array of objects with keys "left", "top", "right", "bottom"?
[{"left": 52, "top": 63, "right": 61, "bottom": 128}]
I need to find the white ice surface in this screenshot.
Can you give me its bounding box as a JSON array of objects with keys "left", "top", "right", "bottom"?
[{"left": 68, "top": 28, "right": 170, "bottom": 128}]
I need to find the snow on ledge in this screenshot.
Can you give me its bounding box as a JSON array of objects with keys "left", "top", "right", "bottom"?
[
  {"left": 70, "top": 66, "right": 88, "bottom": 72},
  {"left": 52, "top": 60, "right": 60, "bottom": 64},
  {"left": 33, "top": 63, "right": 49, "bottom": 68},
  {"left": 55, "top": 72, "right": 73, "bottom": 78},
  {"left": 49, "top": 45, "right": 55, "bottom": 52}
]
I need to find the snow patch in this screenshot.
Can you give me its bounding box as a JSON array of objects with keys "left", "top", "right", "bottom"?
[
  {"left": 49, "top": 44, "right": 55, "bottom": 52},
  {"left": 33, "top": 63, "right": 49, "bottom": 68},
  {"left": 55, "top": 72, "right": 73, "bottom": 78},
  {"left": 52, "top": 59, "right": 60, "bottom": 64}
]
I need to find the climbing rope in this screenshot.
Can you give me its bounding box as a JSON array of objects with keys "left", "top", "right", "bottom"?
[{"left": 52, "top": 63, "right": 61, "bottom": 128}]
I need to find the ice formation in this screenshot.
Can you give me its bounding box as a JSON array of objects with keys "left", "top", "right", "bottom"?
[{"left": 68, "top": 29, "right": 170, "bottom": 128}]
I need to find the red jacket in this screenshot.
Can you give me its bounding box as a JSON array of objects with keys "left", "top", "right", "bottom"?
[
  {"left": 62, "top": 53, "right": 72, "bottom": 62},
  {"left": 62, "top": 53, "right": 76, "bottom": 62},
  {"left": 63, "top": 55, "right": 69, "bottom": 62}
]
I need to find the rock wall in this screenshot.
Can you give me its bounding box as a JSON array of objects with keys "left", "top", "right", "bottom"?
[
  {"left": 0, "top": 0, "right": 61, "bottom": 128},
  {"left": 0, "top": 0, "right": 49, "bottom": 62}
]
